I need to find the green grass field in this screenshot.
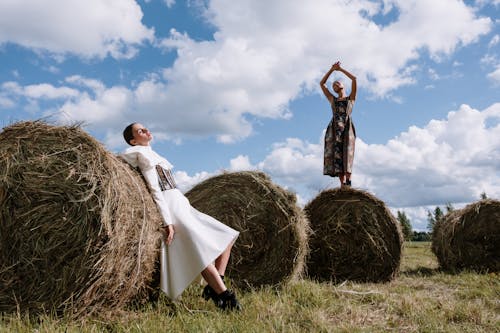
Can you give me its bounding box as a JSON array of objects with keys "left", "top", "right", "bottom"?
[{"left": 1, "top": 242, "right": 499, "bottom": 332}]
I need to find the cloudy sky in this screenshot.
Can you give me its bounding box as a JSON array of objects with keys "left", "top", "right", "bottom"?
[{"left": 1, "top": 0, "right": 499, "bottom": 230}]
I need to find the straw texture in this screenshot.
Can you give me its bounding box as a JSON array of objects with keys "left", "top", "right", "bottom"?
[
  {"left": 185, "top": 171, "right": 310, "bottom": 289},
  {"left": 305, "top": 187, "right": 403, "bottom": 282},
  {"left": 432, "top": 199, "right": 500, "bottom": 272},
  {"left": 0, "top": 121, "right": 162, "bottom": 316}
]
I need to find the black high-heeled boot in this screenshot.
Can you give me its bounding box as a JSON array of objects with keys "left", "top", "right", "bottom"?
[
  {"left": 202, "top": 275, "right": 225, "bottom": 302},
  {"left": 216, "top": 289, "right": 242, "bottom": 311},
  {"left": 202, "top": 284, "right": 215, "bottom": 301}
]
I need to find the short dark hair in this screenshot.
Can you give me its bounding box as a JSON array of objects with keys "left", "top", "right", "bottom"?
[{"left": 123, "top": 123, "right": 137, "bottom": 146}]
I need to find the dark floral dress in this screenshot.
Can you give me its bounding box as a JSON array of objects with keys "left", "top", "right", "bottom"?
[{"left": 323, "top": 96, "right": 356, "bottom": 177}]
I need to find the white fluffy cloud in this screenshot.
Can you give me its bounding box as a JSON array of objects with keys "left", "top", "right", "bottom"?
[
  {"left": 4, "top": 82, "right": 80, "bottom": 100},
  {"left": 489, "top": 34, "right": 500, "bottom": 48},
  {"left": 1, "top": 79, "right": 132, "bottom": 127},
  {"left": 168, "top": 102, "right": 499, "bottom": 230},
  {"left": 0, "top": 76, "right": 256, "bottom": 144},
  {"left": 476, "top": 0, "right": 500, "bottom": 6},
  {"left": 0, "top": 96, "right": 14, "bottom": 108},
  {"left": 150, "top": 0, "right": 491, "bottom": 140},
  {"left": 60, "top": 86, "right": 133, "bottom": 125},
  {"left": 229, "top": 155, "right": 254, "bottom": 171},
  {"left": 173, "top": 170, "right": 213, "bottom": 192},
  {"left": 487, "top": 65, "right": 500, "bottom": 84},
  {"left": 483, "top": 34, "right": 500, "bottom": 84},
  {"left": 164, "top": 0, "right": 176, "bottom": 8},
  {"left": 356, "top": 104, "right": 500, "bottom": 206},
  {"left": 0, "top": 0, "right": 154, "bottom": 59},
  {"left": 0, "top": 1, "right": 493, "bottom": 142},
  {"left": 234, "top": 103, "right": 500, "bottom": 229},
  {"left": 0, "top": 81, "right": 80, "bottom": 113}
]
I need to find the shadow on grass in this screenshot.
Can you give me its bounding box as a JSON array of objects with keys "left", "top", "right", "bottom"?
[
  {"left": 402, "top": 266, "right": 496, "bottom": 278},
  {"left": 401, "top": 266, "right": 441, "bottom": 277}
]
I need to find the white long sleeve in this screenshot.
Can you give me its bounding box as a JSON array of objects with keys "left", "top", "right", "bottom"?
[
  {"left": 140, "top": 163, "right": 173, "bottom": 226},
  {"left": 121, "top": 145, "right": 174, "bottom": 226}
]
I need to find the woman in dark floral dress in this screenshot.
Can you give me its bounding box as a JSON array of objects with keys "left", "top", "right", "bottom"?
[{"left": 320, "top": 61, "right": 357, "bottom": 187}]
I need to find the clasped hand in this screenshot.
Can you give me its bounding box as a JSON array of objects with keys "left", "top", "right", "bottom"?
[{"left": 331, "top": 61, "right": 341, "bottom": 71}]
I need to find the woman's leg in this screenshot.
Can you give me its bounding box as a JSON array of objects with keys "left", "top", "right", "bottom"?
[
  {"left": 339, "top": 173, "right": 346, "bottom": 187},
  {"left": 201, "top": 264, "right": 226, "bottom": 294},
  {"left": 201, "top": 263, "right": 242, "bottom": 311},
  {"left": 214, "top": 241, "right": 234, "bottom": 276}
]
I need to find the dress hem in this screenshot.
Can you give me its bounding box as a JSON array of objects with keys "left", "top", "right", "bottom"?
[{"left": 161, "top": 233, "right": 239, "bottom": 300}]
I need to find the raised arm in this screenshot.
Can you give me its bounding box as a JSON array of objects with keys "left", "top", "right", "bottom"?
[
  {"left": 320, "top": 63, "right": 337, "bottom": 103},
  {"left": 337, "top": 64, "right": 357, "bottom": 100}
]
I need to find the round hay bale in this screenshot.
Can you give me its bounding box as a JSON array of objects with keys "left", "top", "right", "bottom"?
[
  {"left": 432, "top": 199, "right": 500, "bottom": 272},
  {"left": 185, "top": 171, "right": 309, "bottom": 289},
  {"left": 305, "top": 188, "right": 403, "bottom": 282},
  {"left": 0, "top": 121, "right": 162, "bottom": 316}
]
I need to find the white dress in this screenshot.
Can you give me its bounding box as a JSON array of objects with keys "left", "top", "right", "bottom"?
[{"left": 121, "top": 145, "right": 239, "bottom": 300}]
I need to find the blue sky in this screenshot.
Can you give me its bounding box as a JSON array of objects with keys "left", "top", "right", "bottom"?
[{"left": 1, "top": 0, "right": 499, "bottom": 231}]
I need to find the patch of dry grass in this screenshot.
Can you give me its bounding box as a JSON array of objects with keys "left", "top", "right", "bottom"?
[{"left": 1, "top": 242, "right": 499, "bottom": 332}]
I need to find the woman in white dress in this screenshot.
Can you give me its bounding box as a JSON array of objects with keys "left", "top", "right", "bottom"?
[{"left": 121, "top": 123, "right": 241, "bottom": 311}]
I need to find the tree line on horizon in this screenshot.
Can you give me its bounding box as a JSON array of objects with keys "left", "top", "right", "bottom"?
[{"left": 396, "top": 192, "right": 488, "bottom": 242}]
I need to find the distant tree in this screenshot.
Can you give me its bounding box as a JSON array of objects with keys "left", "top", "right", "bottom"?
[
  {"left": 427, "top": 203, "right": 454, "bottom": 236},
  {"left": 427, "top": 206, "right": 444, "bottom": 234},
  {"left": 411, "top": 231, "right": 431, "bottom": 242},
  {"left": 480, "top": 192, "right": 488, "bottom": 200},
  {"left": 397, "top": 210, "right": 412, "bottom": 241}
]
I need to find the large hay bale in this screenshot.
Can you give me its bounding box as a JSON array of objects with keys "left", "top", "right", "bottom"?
[
  {"left": 432, "top": 199, "right": 500, "bottom": 272},
  {"left": 0, "top": 121, "right": 162, "bottom": 316},
  {"left": 185, "top": 171, "right": 309, "bottom": 289},
  {"left": 305, "top": 188, "right": 403, "bottom": 282}
]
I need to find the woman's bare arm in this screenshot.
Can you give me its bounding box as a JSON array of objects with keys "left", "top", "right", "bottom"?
[
  {"left": 320, "top": 62, "right": 338, "bottom": 103},
  {"left": 337, "top": 65, "right": 357, "bottom": 100}
]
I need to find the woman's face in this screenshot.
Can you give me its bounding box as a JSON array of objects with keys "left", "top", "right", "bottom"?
[
  {"left": 332, "top": 80, "right": 344, "bottom": 93},
  {"left": 131, "top": 123, "right": 153, "bottom": 146}
]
